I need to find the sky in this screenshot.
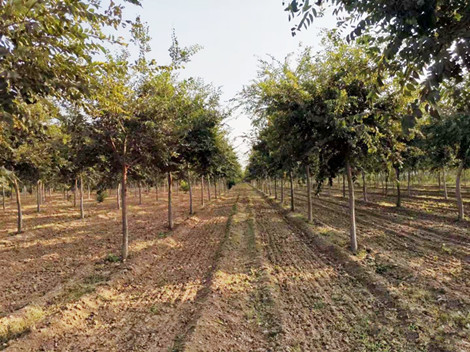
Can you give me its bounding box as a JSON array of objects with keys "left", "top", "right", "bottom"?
[{"left": 118, "top": 0, "right": 336, "bottom": 167}]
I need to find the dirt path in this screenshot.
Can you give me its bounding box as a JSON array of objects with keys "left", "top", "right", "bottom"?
[
  {"left": 4, "top": 184, "right": 468, "bottom": 351},
  {"left": 249, "top": 186, "right": 421, "bottom": 352},
  {"left": 4, "top": 190, "right": 237, "bottom": 351}
]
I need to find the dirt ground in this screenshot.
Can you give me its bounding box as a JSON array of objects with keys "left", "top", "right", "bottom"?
[{"left": 1, "top": 183, "right": 469, "bottom": 351}]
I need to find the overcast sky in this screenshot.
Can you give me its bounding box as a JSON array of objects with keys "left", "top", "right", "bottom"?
[{"left": 118, "top": 0, "right": 336, "bottom": 166}]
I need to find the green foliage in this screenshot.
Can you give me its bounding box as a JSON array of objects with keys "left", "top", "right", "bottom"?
[
  {"left": 179, "top": 180, "right": 190, "bottom": 192},
  {"left": 96, "top": 190, "right": 108, "bottom": 203},
  {"left": 104, "top": 253, "right": 120, "bottom": 263},
  {"left": 284, "top": 0, "right": 470, "bottom": 99}
]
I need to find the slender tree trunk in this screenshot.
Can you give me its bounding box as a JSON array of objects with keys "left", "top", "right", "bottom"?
[
  {"left": 289, "top": 170, "right": 295, "bottom": 212},
  {"left": 438, "top": 172, "right": 441, "bottom": 191},
  {"left": 456, "top": 161, "right": 465, "bottom": 221},
  {"left": 121, "top": 165, "right": 129, "bottom": 261},
  {"left": 13, "top": 178, "right": 22, "bottom": 233},
  {"left": 407, "top": 170, "right": 411, "bottom": 197},
  {"left": 395, "top": 167, "right": 401, "bottom": 207},
  {"left": 385, "top": 174, "right": 389, "bottom": 196},
  {"left": 346, "top": 160, "right": 357, "bottom": 253},
  {"left": 214, "top": 177, "right": 218, "bottom": 200},
  {"left": 306, "top": 165, "right": 312, "bottom": 222},
  {"left": 443, "top": 167, "right": 448, "bottom": 200},
  {"left": 2, "top": 184, "right": 5, "bottom": 211},
  {"left": 79, "top": 175, "right": 84, "bottom": 219},
  {"left": 155, "top": 180, "right": 159, "bottom": 202},
  {"left": 362, "top": 171, "right": 368, "bottom": 202},
  {"left": 281, "top": 174, "right": 285, "bottom": 204},
  {"left": 168, "top": 172, "right": 173, "bottom": 230},
  {"left": 188, "top": 169, "right": 193, "bottom": 215},
  {"left": 274, "top": 177, "right": 278, "bottom": 200},
  {"left": 117, "top": 183, "right": 121, "bottom": 210},
  {"left": 73, "top": 178, "right": 77, "bottom": 207},
  {"left": 36, "top": 180, "right": 41, "bottom": 213},
  {"left": 207, "top": 177, "right": 211, "bottom": 201},
  {"left": 87, "top": 184, "right": 91, "bottom": 200},
  {"left": 201, "top": 175, "right": 205, "bottom": 206},
  {"left": 342, "top": 173, "right": 346, "bottom": 198},
  {"left": 138, "top": 182, "right": 142, "bottom": 205}
]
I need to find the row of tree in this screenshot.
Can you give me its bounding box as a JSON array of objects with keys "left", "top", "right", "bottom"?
[
  {"left": 0, "top": 1, "right": 241, "bottom": 261},
  {"left": 243, "top": 32, "right": 469, "bottom": 253}
]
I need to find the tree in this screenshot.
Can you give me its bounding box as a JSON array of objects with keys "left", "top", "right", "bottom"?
[{"left": 284, "top": 0, "right": 470, "bottom": 99}]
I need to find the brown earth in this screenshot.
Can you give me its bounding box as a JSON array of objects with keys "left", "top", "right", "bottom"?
[{"left": 1, "top": 183, "right": 469, "bottom": 351}]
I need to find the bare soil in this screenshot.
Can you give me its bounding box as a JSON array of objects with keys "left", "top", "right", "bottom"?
[{"left": 1, "top": 183, "right": 469, "bottom": 351}]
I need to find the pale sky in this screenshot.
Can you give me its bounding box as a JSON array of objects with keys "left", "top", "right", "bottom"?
[{"left": 118, "top": 1, "right": 336, "bottom": 166}]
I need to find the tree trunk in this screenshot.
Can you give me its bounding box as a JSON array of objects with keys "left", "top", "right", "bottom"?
[
  {"left": 274, "top": 177, "right": 278, "bottom": 199},
  {"left": 346, "top": 160, "right": 357, "bottom": 253},
  {"left": 342, "top": 173, "right": 346, "bottom": 198},
  {"left": 207, "top": 177, "right": 211, "bottom": 201},
  {"left": 73, "top": 178, "right": 77, "bottom": 207},
  {"left": 201, "top": 176, "right": 205, "bottom": 206},
  {"left": 456, "top": 161, "right": 465, "bottom": 221},
  {"left": 87, "top": 184, "right": 91, "bottom": 200},
  {"left": 168, "top": 172, "right": 173, "bottom": 230},
  {"left": 395, "top": 167, "right": 401, "bottom": 207},
  {"left": 385, "top": 174, "right": 389, "bottom": 196},
  {"left": 36, "top": 180, "right": 41, "bottom": 213},
  {"left": 407, "top": 170, "right": 411, "bottom": 197},
  {"left": 214, "top": 177, "right": 218, "bottom": 200},
  {"left": 188, "top": 169, "right": 193, "bottom": 215},
  {"left": 155, "top": 180, "right": 159, "bottom": 202},
  {"left": 289, "top": 170, "right": 295, "bottom": 212},
  {"left": 2, "top": 184, "right": 5, "bottom": 211},
  {"left": 280, "top": 175, "right": 284, "bottom": 204},
  {"left": 306, "top": 165, "right": 312, "bottom": 222},
  {"left": 13, "top": 178, "right": 22, "bottom": 233},
  {"left": 438, "top": 172, "right": 441, "bottom": 191},
  {"left": 117, "top": 183, "right": 121, "bottom": 210},
  {"left": 362, "top": 171, "right": 368, "bottom": 202},
  {"left": 79, "top": 175, "right": 84, "bottom": 219},
  {"left": 121, "top": 165, "right": 129, "bottom": 261},
  {"left": 138, "top": 182, "right": 142, "bottom": 205},
  {"left": 443, "top": 167, "right": 448, "bottom": 200}
]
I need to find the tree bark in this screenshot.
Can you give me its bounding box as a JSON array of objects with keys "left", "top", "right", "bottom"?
[
  {"left": 306, "top": 165, "right": 312, "bottom": 222},
  {"left": 274, "top": 177, "right": 278, "bottom": 200},
  {"left": 342, "top": 173, "right": 346, "bottom": 198},
  {"left": 155, "top": 180, "right": 159, "bottom": 202},
  {"left": 443, "top": 167, "right": 448, "bottom": 200},
  {"left": 168, "top": 172, "right": 173, "bottom": 230},
  {"left": 456, "top": 161, "right": 465, "bottom": 221},
  {"left": 36, "top": 180, "right": 41, "bottom": 213},
  {"left": 87, "top": 184, "right": 91, "bottom": 200},
  {"left": 201, "top": 175, "right": 205, "bottom": 206},
  {"left": 280, "top": 174, "right": 284, "bottom": 205},
  {"left": 438, "top": 172, "right": 441, "bottom": 191},
  {"left": 79, "top": 175, "right": 84, "bottom": 219},
  {"left": 407, "top": 170, "right": 411, "bottom": 197},
  {"left": 13, "top": 178, "right": 22, "bottom": 233},
  {"left": 117, "top": 183, "right": 121, "bottom": 210},
  {"left": 188, "top": 168, "right": 193, "bottom": 215},
  {"left": 361, "top": 171, "right": 368, "bottom": 202},
  {"left": 121, "top": 165, "right": 129, "bottom": 261},
  {"left": 289, "top": 170, "right": 295, "bottom": 212},
  {"left": 385, "top": 173, "right": 389, "bottom": 196},
  {"left": 138, "top": 181, "right": 142, "bottom": 205},
  {"left": 207, "top": 177, "right": 211, "bottom": 201},
  {"left": 214, "top": 177, "right": 218, "bottom": 200},
  {"left": 2, "top": 184, "right": 5, "bottom": 211},
  {"left": 395, "top": 167, "right": 401, "bottom": 207},
  {"left": 346, "top": 160, "right": 357, "bottom": 253},
  {"left": 73, "top": 178, "right": 77, "bottom": 207}
]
